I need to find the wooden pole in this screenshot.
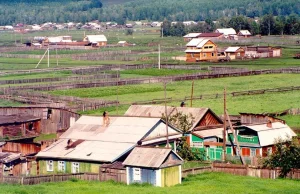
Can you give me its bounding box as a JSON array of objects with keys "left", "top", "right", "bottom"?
[
  {"left": 158, "top": 44, "right": 161, "bottom": 69},
  {"left": 164, "top": 82, "right": 169, "bottom": 148},
  {"left": 190, "top": 80, "right": 194, "bottom": 107},
  {"left": 222, "top": 87, "right": 227, "bottom": 162},
  {"left": 47, "top": 47, "right": 50, "bottom": 68},
  {"left": 56, "top": 45, "right": 58, "bottom": 66},
  {"left": 116, "top": 79, "right": 119, "bottom": 115},
  {"left": 35, "top": 48, "right": 49, "bottom": 68}
]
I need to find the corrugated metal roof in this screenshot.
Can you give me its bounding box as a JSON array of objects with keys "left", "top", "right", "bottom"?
[
  {"left": 0, "top": 114, "right": 41, "bottom": 125},
  {"left": 0, "top": 152, "right": 21, "bottom": 163},
  {"left": 215, "top": 28, "right": 237, "bottom": 35},
  {"left": 186, "top": 38, "right": 209, "bottom": 47},
  {"left": 37, "top": 116, "right": 182, "bottom": 162},
  {"left": 85, "top": 35, "right": 107, "bottom": 42},
  {"left": 239, "top": 30, "right": 251, "bottom": 35},
  {"left": 198, "top": 33, "right": 223, "bottom": 37},
  {"left": 183, "top": 33, "right": 201, "bottom": 38},
  {"left": 123, "top": 147, "right": 182, "bottom": 168},
  {"left": 225, "top": 47, "right": 242, "bottom": 53},
  {"left": 193, "top": 127, "right": 224, "bottom": 139},
  {"left": 240, "top": 122, "right": 297, "bottom": 147},
  {"left": 125, "top": 105, "right": 210, "bottom": 130}
]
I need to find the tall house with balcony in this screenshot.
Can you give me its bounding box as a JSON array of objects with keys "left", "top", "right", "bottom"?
[{"left": 185, "top": 38, "right": 218, "bottom": 62}]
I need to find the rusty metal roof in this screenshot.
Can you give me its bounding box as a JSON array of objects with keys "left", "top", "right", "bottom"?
[
  {"left": 193, "top": 127, "right": 224, "bottom": 139},
  {"left": 123, "top": 147, "right": 183, "bottom": 168},
  {"left": 0, "top": 114, "right": 41, "bottom": 125},
  {"left": 124, "top": 105, "right": 214, "bottom": 130}
]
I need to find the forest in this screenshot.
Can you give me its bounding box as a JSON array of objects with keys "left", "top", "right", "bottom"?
[{"left": 0, "top": 0, "right": 299, "bottom": 26}]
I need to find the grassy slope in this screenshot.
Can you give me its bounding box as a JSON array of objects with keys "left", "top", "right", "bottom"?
[{"left": 1, "top": 173, "right": 300, "bottom": 194}]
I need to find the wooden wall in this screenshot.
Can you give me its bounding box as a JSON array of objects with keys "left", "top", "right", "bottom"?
[
  {"left": 198, "top": 111, "right": 222, "bottom": 126},
  {"left": 2, "top": 142, "right": 41, "bottom": 156}
]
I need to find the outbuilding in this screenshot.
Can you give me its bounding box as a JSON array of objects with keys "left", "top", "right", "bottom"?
[{"left": 123, "top": 147, "right": 183, "bottom": 187}]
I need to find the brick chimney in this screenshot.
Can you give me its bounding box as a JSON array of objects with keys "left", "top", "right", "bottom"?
[{"left": 266, "top": 120, "right": 272, "bottom": 128}]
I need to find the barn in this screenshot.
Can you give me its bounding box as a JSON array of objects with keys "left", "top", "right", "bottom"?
[
  {"left": 123, "top": 147, "right": 183, "bottom": 187},
  {"left": 224, "top": 47, "right": 245, "bottom": 60},
  {"left": 83, "top": 35, "right": 107, "bottom": 47}
]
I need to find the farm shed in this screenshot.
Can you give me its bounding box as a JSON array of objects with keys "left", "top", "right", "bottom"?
[
  {"left": 117, "top": 41, "right": 129, "bottom": 47},
  {"left": 83, "top": 35, "right": 107, "bottom": 47},
  {"left": 36, "top": 116, "right": 182, "bottom": 175},
  {"left": 0, "top": 107, "right": 80, "bottom": 134},
  {"left": 215, "top": 28, "right": 237, "bottom": 37},
  {"left": 239, "top": 113, "right": 285, "bottom": 124},
  {"left": 125, "top": 105, "right": 223, "bottom": 131},
  {"left": 224, "top": 47, "right": 245, "bottom": 60},
  {"left": 123, "top": 147, "right": 183, "bottom": 187},
  {"left": 197, "top": 33, "right": 224, "bottom": 40},
  {"left": 0, "top": 152, "right": 26, "bottom": 176},
  {"left": 0, "top": 114, "right": 41, "bottom": 139},
  {"left": 185, "top": 38, "right": 218, "bottom": 62},
  {"left": 245, "top": 46, "right": 282, "bottom": 58}
]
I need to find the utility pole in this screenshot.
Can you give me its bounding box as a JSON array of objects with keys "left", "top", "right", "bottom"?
[
  {"left": 158, "top": 44, "right": 161, "bottom": 69},
  {"left": 116, "top": 79, "right": 119, "bottom": 115},
  {"left": 190, "top": 80, "right": 194, "bottom": 107},
  {"left": 222, "top": 87, "right": 227, "bottom": 162},
  {"left": 161, "top": 27, "right": 164, "bottom": 38},
  {"left": 164, "top": 82, "right": 169, "bottom": 148},
  {"left": 47, "top": 46, "right": 50, "bottom": 68},
  {"left": 56, "top": 44, "right": 58, "bottom": 66}
]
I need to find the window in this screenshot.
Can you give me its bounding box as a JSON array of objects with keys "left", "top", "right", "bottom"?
[
  {"left": 237, "top": 52, "right": 241, "bottom": 57},
  {"left": 191, "top": 53, "right": 194, "bottom": 58},
  {"left": 133, "top": 168, "right": 141, "bottom": 181},
  {"left": 209, "top": 46, "right": 213, "bottom": 49},
  {"left": 46, "top": 160, "right": 53, "bottom": 172},
  {"left": 267, "top": 147, "right": 272, "bottom": 155},
  {"left": 250, "top": 149, "right": 256, "bottom": 157},
  {"left": 212, "top": 53, "right": 214, "bottom": 56},
  {"left": 72, "top": 162, "right": 80, "bottom": 173},
  {"left": 203, "top": 53, "right": 206, "bottom": 57},
  {"left": 192, "top": 142, "right": 203, "bottom": 148},
  {"left": 58, "top": 161, "right": 65, "bottom": 172},
  {"left": 204, "top": 46, "right": 209, "bottom": 49}
]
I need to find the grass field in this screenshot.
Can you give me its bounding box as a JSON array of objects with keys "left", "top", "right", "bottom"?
[{"left": 1, "top": 172, "right": 300, "bottom": 194}]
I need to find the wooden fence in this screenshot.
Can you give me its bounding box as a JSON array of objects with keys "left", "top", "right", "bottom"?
[
  {"left": 0, "top": 173, "right": 99, "bottom": 185},
  {"left": 181, "top": 166, "right": 212, "bottom": 178},
  {"left": 212, "top": 163, "right": 300, "bottom": 179}
]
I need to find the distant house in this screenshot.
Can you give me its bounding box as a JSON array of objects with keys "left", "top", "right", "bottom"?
[
  {"left": 83, "top": 35, "right": 107, "bottom": 47},
  {"left": 238, "top": 30, "right": 251, "bottom": 38},
  {"left": 185, "top": 38, "right": 218, "bottom": 62},
  {"left": 117, "top": 41, "right": 129, "bottom": 47},
  {"left": 183, "top": 21, "right": 197, "bottom": 26},
  {"left": 43, "top": 36, "right": 72, "bottom": 45},
  {"left": 183, "top": 33, "right": 202, "bottom": 42},
  {"left": 245, "top": 46, "right": 282, "bottom": 58},
  {"left": 215, "top": 28, "right": 237, "bottom": 39},
  {"left": 197, "top": 33, "right": 224, "bottom": 40},
  {"left": 224, "top": 47, "right": 245, "bottom": 60},
  {"left": 123, "top": 147, "right": 183, "bottom": 187},
  {"left": 36, "top": 116, "right": 182, "bottom": 175}
]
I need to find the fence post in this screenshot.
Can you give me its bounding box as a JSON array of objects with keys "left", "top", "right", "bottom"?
[{"left": 21, "top": 177, "right": 24, "bottom": 185}]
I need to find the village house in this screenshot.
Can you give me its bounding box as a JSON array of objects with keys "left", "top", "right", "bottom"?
[
  {"left": 185, "top": 38, "right": 218, "bottom": 62},
  {"left": 197, "top": 33, "right": 224, "bottom": 40},
  {"left": 224, "top": 47, "right": 246, "bottom": 60},
  {"left": 238, "top": 30, "right": 252, "bottom": 38},
  {"left": 43, "top": 36, "right": 73, "bottom": 46},
  {"left": 245, "top": 46, "right": 282, "bottom": 58},
  {"left": 215, "top": 28, "right": 237, "bottom": 39},
  {"left": 117, "top": 41, "right": 129, "bottom": 47},
  {"left": 83, "top": 35, "right": 107, "bottom": 47},
  {"left": 123, "top": 147, "right": 183, "bottom": 187},
  {"left": 183, "top": 33, "right": 202, "bottom": 42},
  {"left": 36, "top": 115, "right": 182, "bottom": 175}
]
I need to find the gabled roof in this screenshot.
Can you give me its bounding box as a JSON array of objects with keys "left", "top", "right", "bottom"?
[
  {"left": 123, "top": 147, "right": 183, "bottom": 168},
  {"left": 0, "top": 152, "right": 21, "bottom": 163},
  {"left": 236, "top": 122, "right": 297, "bottom": 147},
  {"left": 37, "top": 115, "right": 181, "bottom": 162},
  {"left": 85, "top": 35, "right": 107, "bottom": 43},
  {"left": 0, "top": 114, "right": 41, "bottom": 125},
  {"left": 225, "top": 47, "right": 243, "bottom": 53},
  {"left": 183, "top": 33, "right": 201, "bottom": 38},
  {"left": 186, "top": 38, "right": 211, "bottom": 47},
  {"left": 215, "top": 28, "right": 237, "bottom": 35},
  {"left": 238, "top": 30, "right": 251, "bottom": 36},
  {"left": 125, "top": 105, "right": 222, "bottom": 131}
]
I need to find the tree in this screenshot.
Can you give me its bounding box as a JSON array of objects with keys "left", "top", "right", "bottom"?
[
  {"left": 260, "top": 14, "right": 275, "bottom": 35},
  {"left": 263, "top": 137, "right": 300, "bottom": 178}
]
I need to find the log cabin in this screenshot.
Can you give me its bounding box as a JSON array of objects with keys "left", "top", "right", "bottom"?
[{"left": 185, "top": 38, "right": 218, "bottom": 62}]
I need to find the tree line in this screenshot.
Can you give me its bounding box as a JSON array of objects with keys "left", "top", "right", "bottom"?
[{"left": 162, "top": 14, "right": 300, "bottom": 37}]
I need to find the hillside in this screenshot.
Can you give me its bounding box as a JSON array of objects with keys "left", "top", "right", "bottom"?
[{"left": 0, "top": 0, "right": 299, "bottom": 25}]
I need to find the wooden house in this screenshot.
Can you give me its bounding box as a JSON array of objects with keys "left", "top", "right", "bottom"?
[
  {"left": 215, "top": 28, "right": 237, "bottom": 39},
  {"left": 117, "top": 41, "right": 129, "bottom": 47},
  {"left": 0, "top": 114, "right": 41, "bottom": 139},
  {"left": 124, "top": 105, "right": 223, "bottom": 131},
  {"left": 0, "top": 107, "right": 80, "bottom": 134},
  {"left": 185, "top": 38, "right": 218, "bottom": 62},
  {"left": 226, "top": 122, "right": 296, "bottom": 158},
  {"left": 224, "top": 47, "right": 245, "bottom": 60},
  {"left": 183, "top": 33, "right": 201, "bottom": 42},
  {"left": 197, "top": 33, "right": 224, "bottom": 40},
  {"left": 123, "top": 147, "right": 183, "bottom": 187},
  {"left": 238, "top": 30, "right": 251, "bottom": 38},
  {"left": 36, "top": 116, "right": 182, "bottom": 175},
  {"left": 83, "top": 35, "right": 107, "bottom": 47}
]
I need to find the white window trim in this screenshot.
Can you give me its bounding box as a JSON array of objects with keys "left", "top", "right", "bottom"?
[
  {"left": 46, "top": 160, "right": 54, "bottom": 172},
  {"left": 72, "top": 162, "right": 80, "bottom": 173},
  {"left": 58, "top": 161, "right": 65, "bottom": 172},
  {"left": 133, "top": 168, "right": 141, "bottom": 181}
]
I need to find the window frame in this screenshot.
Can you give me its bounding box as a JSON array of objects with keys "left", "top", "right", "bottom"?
[
  {"left": 58, "top": 161, "right": 66, "bottom": 172},
  {"left": 72, "top": 162, "right": 80, "bottom": 173},
  {"left": 133, "top": 168, "right": 141, "bottom": 181},
  {"left": 46, "top": 160, "right": 54, "bottom": 172}
]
